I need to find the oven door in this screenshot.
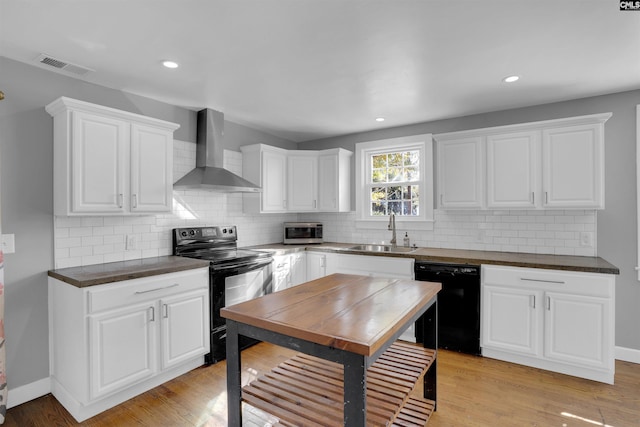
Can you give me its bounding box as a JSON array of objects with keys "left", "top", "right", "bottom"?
[{"left": 207, "top": 257, "right": 273, "bottom": 364}]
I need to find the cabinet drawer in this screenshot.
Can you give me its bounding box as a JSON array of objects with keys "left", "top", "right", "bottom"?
[
  {"left": 482, "top": 265, "right": 614, "bottom": 298},
  {"left": 87, "top": 268, "right": 208, "bottom": 313}
]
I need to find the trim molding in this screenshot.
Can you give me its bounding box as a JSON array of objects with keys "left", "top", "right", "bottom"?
[
  {"left": 7, "top": 377, "right": 51, "bottom": 409},
  {"left": 616, "top": 346, "right": 640, "bottom": 364}
]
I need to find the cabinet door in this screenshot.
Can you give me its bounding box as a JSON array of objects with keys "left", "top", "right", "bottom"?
[
  {"left": 481, "top": 285, "right": 542, "bottom": 357},
  {"left": 487, "top": 131, "right": 540, "bottom": 208},
  {"left": 160, "top": 290, "right": 209, "bottom": 370},
  {"left": 544, "top": 292, "right": 610, "bottom": 369},
  {"left": 130, "top": 123, "right": 173, "bottom": 212},
  {"left": 437, "top": 137, "right": 484, "bottom": 209},
  {"left": 272, "top": 255, "right": 291, "bottom": 292},
  {"left": 542, "top": 123, "right": 604, "bottom": 208},
  {"left": 89, "top": 302, "right": 156, "bottom": 399},
  {"left": 318, "top": 154, "right": 338, "bottom": 211},
  {"left": 289, "top": 252, "right": 307, "bottom": 287},
  {"left": 71, "top": 111, "right": 128, "bottom": 213},
  {"left": 306, "top": 253, "right": 326, "bottom": 281},
  {"left": 287, "top": 154, "right": 318, "bottom": 211},
  {"left": 261, "top": 150, "right": 287, "bottom": 212}
]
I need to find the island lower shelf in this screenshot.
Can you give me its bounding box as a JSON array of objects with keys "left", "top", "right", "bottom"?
[{"left": 242, "top": 341, "right": 436, "bottom": 426}]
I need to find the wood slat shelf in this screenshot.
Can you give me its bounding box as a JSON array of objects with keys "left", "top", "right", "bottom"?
[{"left": 242, "top": 341, "right": 436, "bottom": 427}]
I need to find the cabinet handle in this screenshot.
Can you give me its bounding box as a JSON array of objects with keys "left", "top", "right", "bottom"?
[
  {"left": 148, "top": 306, "right": 155, "bottom": 322},
  {"left": 546, "top": 296, "right": 551, "bottom": 311},
  {"left": 313, "top": 200, "right": 317, "bottom": 209},
  {"left": 163, "top": 304, "right": 168, "bottom": 318},
  {"left": 545, "top": 191, "right": 549, "bottom": 204},
  {"left": 118, "top": 193, "right": 124, "bottom": 208},
  {"left": 520, "top": 277, "right": 565, "bottom": 285},
  {"left": 132, "top": 194, "right": 137, "bottom": 208},
  {"left": 530, "top": 295, "right": 536, "bottom": 309},
  {"left": 283, "top": 199, "right": 287, "bottom": 209},
  {"left": 532, "top": 192, "right": 535, "bottom": 204},
  {"left": 135, "top": 283, "right": 180, "bottom": 294}
]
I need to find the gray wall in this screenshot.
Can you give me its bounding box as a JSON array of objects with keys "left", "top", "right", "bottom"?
[
  {"left": 303, "top": 89, "right": 640, "bottom": 351},
  {"left": 0, "top": 56, "right": 294, "bottom": 391}
]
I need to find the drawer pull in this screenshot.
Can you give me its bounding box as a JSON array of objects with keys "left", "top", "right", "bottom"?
[
  {"left": 148, "top": 306, "right": 155, "bottom": 322},
  {"left": 520, "top": 277, "right": 565, "bottom": 285},
  {"left": 135, "top": 283, "right": 180, "bottom": 295},
  {"left": 530, "top": 294, "right": 536, "bottom": 309},
  {"left": 163, "top": 304, "right": 168, "bottom": 318}
]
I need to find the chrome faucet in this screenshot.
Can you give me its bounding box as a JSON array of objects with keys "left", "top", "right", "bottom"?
[{"left": 388, "top": 212, "right": 397, "bottom": 248}]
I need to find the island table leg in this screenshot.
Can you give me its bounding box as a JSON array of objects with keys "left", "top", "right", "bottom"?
[
  {"left": 343, "top": 352, "right": 367, "bottom": 426},
  {"left": 226, "top": 320, "right": 242, "bottom": 426}
]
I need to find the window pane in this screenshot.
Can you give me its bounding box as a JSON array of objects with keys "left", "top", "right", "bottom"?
[
  {"left": 372, "top": 154, "right": 387, "bottom": 169},
  {"left": 372, "top": 169, "right": 386, "bottom": 183},
  {"left": 388, "top": 186, "right": 402, "bottom": 200},
  {"left": 388, "top": 167, "right": 402, "bottom": 182},
  {"left": 405, "top": 167, "right": 419, "bottom": 181},
  {"left": 388, "top": 153, "right": 403, "bottom": 166},
  {"left": 388, "top": 201, "right": 402, "bottom": 214},
  {"left": 371, "top": 187, "right": 386, "bottom": 201},
  {"left": 404, "top": 151, "right": 419, "bottom": 166},
  {"left": 371, "top": 201, "right": 387, "bottom": 216}
]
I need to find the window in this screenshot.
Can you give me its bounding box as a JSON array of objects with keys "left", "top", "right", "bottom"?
[{"left": 355, "top": 134, "right": 434, "bottom": 228}]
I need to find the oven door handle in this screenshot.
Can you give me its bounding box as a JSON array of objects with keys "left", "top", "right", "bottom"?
[{"left": 212, "top": 257, "right": 273, "bottom": 272}]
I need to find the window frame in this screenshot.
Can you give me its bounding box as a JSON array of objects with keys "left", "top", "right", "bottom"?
[{"left": 355, "top": 134, "right": 434, "bottom": 230}]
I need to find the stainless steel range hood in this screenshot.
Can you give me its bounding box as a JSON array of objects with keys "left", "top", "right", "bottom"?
[{"left": 173, "top": 109, "right": 261, "bottom": 192}]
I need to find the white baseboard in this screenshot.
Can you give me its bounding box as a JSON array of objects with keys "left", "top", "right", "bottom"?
[
  {"left": 616, "top": 346, "right": 640, "bottom": 364},
  {"left": 7, "top": 377, "right": 51, "bottom": 409}
]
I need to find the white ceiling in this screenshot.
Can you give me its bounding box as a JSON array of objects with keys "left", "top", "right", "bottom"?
[{"left": 1, "top": 1, "right": 639, "bottom": 142}]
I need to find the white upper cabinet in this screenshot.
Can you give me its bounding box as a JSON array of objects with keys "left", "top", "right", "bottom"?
[
  {"left": 486, "top": 130, "right": 540, "bottom": 209},
  {"left": 46, "top": 97, "right": 179, "bottom": 216},
  {"left": 436, "top": 136, "right": 484, "bottom": 209},
  {"left": 542, "top": 123, "right": 604, "bottom": 208},
  {"left": 435, "top": 112, "right": 611, "bottom": 210},
  {"left": 241, "top": 144, "right": 288, "bottom": 213},
  {"left": 318, "top": 149, "right": 352, "bottom": 212},
  {"left": 242, "top": 144, "right": 353, "bottom": 213},
  {"left": 130, "top": 123, "right": 174, "bottom": 212},
  {"left": 287, "top": 152, "right": 318, "bottom": 212}
]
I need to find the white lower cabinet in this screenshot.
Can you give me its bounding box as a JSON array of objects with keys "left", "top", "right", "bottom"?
[
  {"left": 49, "top": 267, "right": 209, "bottom": 422},
  {"left": 306, "top": 252, "right": 337, "bottom": 281},
  {"left": 481, "top": 265, "right": 615, "bottom": 384},
  {"left": 273, "top": 252, "right": 307, "bottom": 292}
]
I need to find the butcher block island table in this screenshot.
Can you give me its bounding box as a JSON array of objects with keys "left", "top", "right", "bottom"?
[{"left": 221, "top": 273, "right": 441, "bottom": 426}]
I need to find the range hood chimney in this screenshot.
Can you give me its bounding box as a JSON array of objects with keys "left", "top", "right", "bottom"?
[{"left": 173, "top": 109, "right": 261, "bottom": 192}]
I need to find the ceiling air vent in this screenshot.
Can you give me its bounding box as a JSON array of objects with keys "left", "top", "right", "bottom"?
[{"left": 35, "top": 54, "right": 94, "bottom": 76}]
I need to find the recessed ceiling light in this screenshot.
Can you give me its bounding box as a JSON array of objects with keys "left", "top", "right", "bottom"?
[
  {"left": 162, "top": 60, "right": 179, "bottom": 69},
  {"left": 502, "top": 75, "right": 520, "bottom": 83},
  {"left": 375, "top": 117, "right": 385, "bottom": 122}
]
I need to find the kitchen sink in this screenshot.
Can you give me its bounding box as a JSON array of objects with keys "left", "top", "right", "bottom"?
[{"left": 347, "top": 244, "right": 418, "bottom": 253}]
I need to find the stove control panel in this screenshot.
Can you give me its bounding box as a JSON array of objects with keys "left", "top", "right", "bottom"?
[{"left": 174, "top": 226, "right": 237, "bottom": 243}]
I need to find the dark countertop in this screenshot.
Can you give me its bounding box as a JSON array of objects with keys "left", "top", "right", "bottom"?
[
  {"left": 247, "top": 242, "right": 620, "bottom": 275},
  {"left": 48, "top": 255, "right": 210, "bottom": 288}
]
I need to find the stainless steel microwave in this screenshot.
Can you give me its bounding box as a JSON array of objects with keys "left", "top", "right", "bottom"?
[{"left": 283, "top": 222, "right": 323, "bottom": 244}]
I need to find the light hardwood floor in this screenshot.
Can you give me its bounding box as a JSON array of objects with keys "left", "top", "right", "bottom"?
[{"left": 5, "top": 342, "right": 640, "bottom": 426}]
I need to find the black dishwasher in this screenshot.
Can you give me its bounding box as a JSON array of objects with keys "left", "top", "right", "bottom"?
[{"left": 415, "top": 261, "right": 481, "bottom": 355}]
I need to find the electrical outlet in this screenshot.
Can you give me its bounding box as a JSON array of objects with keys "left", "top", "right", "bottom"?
[
  {"left": 1, "top": 234, "right": 15, "bottom": 254},
  {"left": 126, "top": 234, "right": 137, "bottom": 251},
  {"left": 580, "top": 232, "right": 593, "bottom": 248}
]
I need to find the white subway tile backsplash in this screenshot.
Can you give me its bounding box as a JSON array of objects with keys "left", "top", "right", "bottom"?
[{"left": 53, "top": 142, "right": 598, "bottom": 268}]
